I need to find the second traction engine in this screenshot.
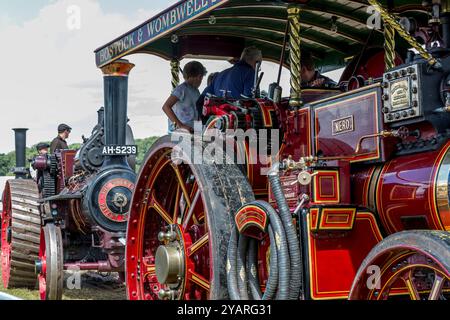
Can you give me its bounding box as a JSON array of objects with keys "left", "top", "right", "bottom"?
[{"left": 32, "top": 60, "right": 137, "bottom": 300}]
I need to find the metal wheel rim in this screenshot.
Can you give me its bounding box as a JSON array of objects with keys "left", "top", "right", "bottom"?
[
  {"left": 37, "top": 224, "right": 63, "bottom": 300},
  {"left": 1, "top": 185, "right": 12, "bottom": 287},
  {"left": 127, "top": 147, "right": 212, "bottom": 300}
]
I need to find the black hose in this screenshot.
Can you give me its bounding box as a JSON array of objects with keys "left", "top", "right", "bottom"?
[
  {"left": 268, "top": 164, "right": 303, "bottom": 300},
  {"left": 254, "top": 200, "right": 290, "bottom": 300},
  {"left": 246, "top": 225, "right": 281, "bottom": 300},
  {"left": 227, "top": 199, "right": 291, "bottom": 300},
  {"left": 246, "top": 239, "right": 261, "bottom": 300},
  {"left": 264, "top": 227, "right": 279, "bottom": 300},
  {"left": 226, "top": 226, "right": 241, "bottom": 300},
  {"left": 237, "top": 235, "right": 250, "bottom": 300}
]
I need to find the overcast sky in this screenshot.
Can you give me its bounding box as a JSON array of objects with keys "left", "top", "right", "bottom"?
[{"left": 0, "top": 0, "right": 341, "bottom": 153}]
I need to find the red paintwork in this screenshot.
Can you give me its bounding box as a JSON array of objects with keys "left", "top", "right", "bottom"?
[
  {"left": 312, "top": 86, "right": 392, "bottom": 163},
  {"left": 197, "top": 81, "right": 450, "bottom": 299},
  {"left": 352, "top": 141, "right": 450, "bottom": 234},
  {"left": 55, "top": 150, "right": 77, "bottom": 192},
  {"left": 1, "top": 184, "right": 12, "bottom": 287},
  {"left": 340, "top": 48, "right": 404, "bottom": 83},
  {"left": 235, "top": 205, "right": 268, "bottom": 240},
  {"left": 307, "top": 212, "right": 383, "bottom": 299},
  {"left": 38, "top": 229, "right": 47, "bottom": 300},
  {"left": 64, "top": 262, "right": 110, "bottom": 271}
]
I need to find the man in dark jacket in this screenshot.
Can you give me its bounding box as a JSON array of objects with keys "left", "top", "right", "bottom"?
[
  {"left": 301, "top": 51, "right": 337, "bottom": 88},
  {"left": 50, "top": 124, "right": 71, "bottom": 153},
  {"left": 202, "top": 46, "right": 263, "bottom": 99}
]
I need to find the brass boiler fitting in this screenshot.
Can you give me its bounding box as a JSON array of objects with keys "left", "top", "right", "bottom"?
[
  {"left": 283, "top": 155, "right": 317, "bottom": 171},
  {"left": 355, "top": 127, "right": 409, "bottom": 154},
  {"left": 283, "top": 156, "right": 318, "bottom": 186}
]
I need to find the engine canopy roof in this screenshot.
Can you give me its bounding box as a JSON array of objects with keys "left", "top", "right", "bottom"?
[{"left": 94, "top": 0, "right": 428, "bottom": 72}]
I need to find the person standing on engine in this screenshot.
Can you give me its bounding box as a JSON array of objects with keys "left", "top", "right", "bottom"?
[
  {"left": 163, "top": 61, "right": 207, "bottom": 133},
  {"left": 50, "top": 124, "right": 71, "bottom": 153},
  {"left": 202, "top": 46, "right": 263, "bottom": 99},
  {"left": 300, "top": 51, "right": 337, "bottom": 88},
  {"left": 30, "top": 143, "right": 50, "bottom": 181},
  {"left": 36, "top": 142, "right": 50, "bottom": 155}
]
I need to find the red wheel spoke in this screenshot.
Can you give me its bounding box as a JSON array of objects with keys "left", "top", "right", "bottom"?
[
  {"left": 428, "top": 273, "right": 445, "bottom": 300},
  {"left": 182, "top": 189, "right": 201, "bottom": 230},
  {"left": 187, "top": 234, "right": 209, "bottom": 257},
  {"left": 173, "top": 185, "right": 181, "bottom": 224},
  {"left": 146, "top": 153, "right": 172, "bottom": 190},
  {"left": 171, "top": 164, "right": 191, "bottom": 208},
  {"left": 151, "top": 192, "right": 173, "bottom": 224},
  {"left": 402, "top": 270, "right": 421, "bottom": 300},
  {"left": 188, "top": 182, "right": 199, "bottom": 225},
  {"left": 188, "top": 270, "right": 210, "bottom": 292}
]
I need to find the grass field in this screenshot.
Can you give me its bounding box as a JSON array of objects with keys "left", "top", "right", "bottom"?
[{"left": 0, "top": 266, "right": 126, "bottom": 300}]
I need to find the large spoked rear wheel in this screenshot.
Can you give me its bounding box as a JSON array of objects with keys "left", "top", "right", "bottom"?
[
  {"left": 126, "top": 135, "right": 254, "bottom": 300},
  {"left": 36, "top": 223, "right": 64, "bottom": 300},
  {"left": 349, "top": 231, "right": 450, "bottom": 300},
  {"left": 1, "top": 179, "right": 41, "bottom": 289}
]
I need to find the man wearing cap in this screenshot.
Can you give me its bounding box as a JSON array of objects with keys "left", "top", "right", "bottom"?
[
  {"left": 50, "top": 124, "right": 71, "bottom": 153},
  {"left": 30, "top": 142, "right": 51, "bottom": 180},
  {"left": 36, "top": 143, "right": 50, "bottom": 155}
]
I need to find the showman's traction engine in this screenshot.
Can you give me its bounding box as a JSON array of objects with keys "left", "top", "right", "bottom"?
[{"left": 1, "top": 60, "right": 137, "bottom": 300}]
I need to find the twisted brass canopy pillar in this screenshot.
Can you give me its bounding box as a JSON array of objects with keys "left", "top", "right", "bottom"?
[
  {"left": 384, "top": 23, "right": 396, "bottom": 71},
  {"left": 170, "top": 59, "right": 180, "bottom": 90},
  {"left": 288, "top": 5, "right": 302, "bottom": 108}
]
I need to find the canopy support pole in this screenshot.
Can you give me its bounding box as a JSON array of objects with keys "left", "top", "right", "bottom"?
[
  {"left": 171, "top": 58, "right": 180, "bottom": 90},
  {"left": 384, "top": 23, "right": 396, "bottom": 71},
  {"left": 288, "top": 4, "right": 302, "bottom": 108},
  {"left": 368, "top": 0, "right": 439, "bottom": 68}
]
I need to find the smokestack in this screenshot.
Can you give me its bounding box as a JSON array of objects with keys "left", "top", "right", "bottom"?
[
  {"left": 12, "top": 128, "right": 28, "bottom": 179},
  {"left": 100, "top": 59, "right": 135, "bottom": 167}
]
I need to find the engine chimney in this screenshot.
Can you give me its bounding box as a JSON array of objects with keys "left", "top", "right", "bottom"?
[
  {"left": 100, "top": 59, "right": 135, "bottom": 167},
  {"left": 12, "top": 128, "right": 29, "bottom": 179}
]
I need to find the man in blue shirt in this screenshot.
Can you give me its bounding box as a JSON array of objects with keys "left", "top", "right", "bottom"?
[{"left": 202, "top": 46, "right": 262, "bottom": 99}]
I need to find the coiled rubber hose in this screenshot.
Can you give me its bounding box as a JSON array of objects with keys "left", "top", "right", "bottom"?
[
  {"left": 268, "top": 164, "right": 303, "bottom": 300},
  {"left": 227, "top": 162, "right": 303, "bottom": 300},
  {"left": 227, "top": 200, "right": 290, "bottom": 300}
]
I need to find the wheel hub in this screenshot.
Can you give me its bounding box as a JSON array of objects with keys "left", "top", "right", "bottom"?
[
  {"left": 35, "top": 259, "right": 44, "bottom": 275},
  {"left": 154, "top": 225, "right": 186, "bottom": 300},
  {"left": 155, "top": 246, "right": 183, "bottom": 284},
  {"left": 112, "top": 192, "right": 128, "bottom": 210}
]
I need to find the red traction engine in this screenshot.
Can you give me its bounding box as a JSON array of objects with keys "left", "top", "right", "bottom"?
[
  {"left": 125, "top": 46, "right": 450, "bottom": 300},
  {"left": 1, "top": 59, "right": 137, "bottom": 300}
]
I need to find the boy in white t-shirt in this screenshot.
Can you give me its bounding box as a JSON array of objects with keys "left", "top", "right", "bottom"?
[{"left": 162, "top": 61, "right": 207, "bottom": 133}]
